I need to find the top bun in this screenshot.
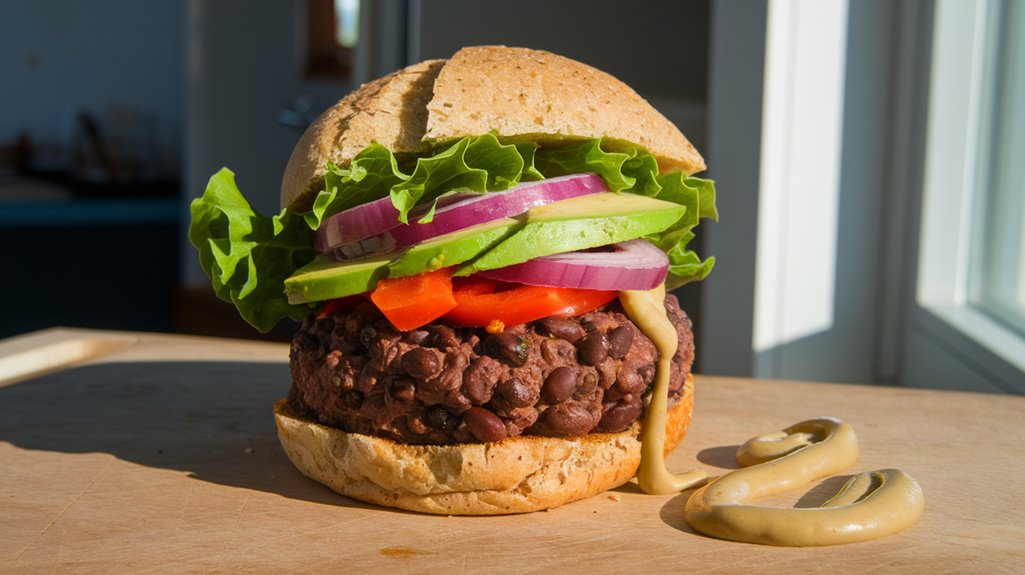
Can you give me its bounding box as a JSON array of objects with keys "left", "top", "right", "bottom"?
[{"left": 281, "top": 46, "right": 706, "bottom": 211}]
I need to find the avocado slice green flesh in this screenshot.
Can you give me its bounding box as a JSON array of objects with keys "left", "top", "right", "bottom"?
[
  {"left": 283, "top": 217, "right": 523, "bottom": 303},
  {"left": 457, "top": 193, "right": 685, "bottom": 276},
  {"left": 284, "top": 252, "right": 392, "bottom": 304},
  {"left": 283, "top": 192, "right": 685, "bottom": 304},
  {"left": 387, "top": 217, "right": 521, "bottom": 278}
]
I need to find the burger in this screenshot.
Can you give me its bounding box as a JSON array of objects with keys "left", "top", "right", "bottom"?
[{"left": 189, "top": 46, "right": 717, "bottom": 515}]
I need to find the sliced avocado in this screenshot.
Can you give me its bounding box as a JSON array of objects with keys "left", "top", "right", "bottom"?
[
  {"left": 283, "top": 218, "right": 523, "bottom": 303},
  {"left": 457, "top": 193, "right": 685, "bottom": 275},
  {"left": 283, "top": 192, "right": 683, "bottom": 304},
  {"left": 284, "top": 252, "right": 392, "bottom": 304},
  {"left": 388, "top": 217, "right": 523, "bottom": 277}
]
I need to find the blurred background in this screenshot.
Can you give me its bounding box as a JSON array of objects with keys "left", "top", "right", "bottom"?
[{"left": 1, "top": 0, "right": 1022, "bottom": 394}]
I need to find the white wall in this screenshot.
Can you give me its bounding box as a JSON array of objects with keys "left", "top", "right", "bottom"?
[
  {"left": 704, "top": 0, "right": 903, "bottom": 384},
  {"left": 701, "top": 0, "right": 767, "bottom": 377},
  {"left": 181, "top": 0, "right": 417, "bottom": 286},
  {"left": 184, "top": 1, "right": 306, "bottom": 219}
]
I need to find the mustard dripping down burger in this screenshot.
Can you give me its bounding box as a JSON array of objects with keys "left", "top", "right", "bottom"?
[{"left": 189, "top": 46, "right": 718, "bottom": 515}]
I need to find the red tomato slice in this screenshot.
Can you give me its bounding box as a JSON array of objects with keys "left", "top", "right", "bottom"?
[
  {"left": 451, "top": 275, "right": 499, "bottom": 296},
  {"left": 369, "top": 269, "right": 457, "bottom": 331},
  {"left": 444, "top": 277, "right": 616, "bottom": 327}
]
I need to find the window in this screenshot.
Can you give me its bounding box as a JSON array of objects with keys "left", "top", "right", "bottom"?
[
  {"left": 971, "top": 0, "right": 1025, "bottom": 337},
  {"left": 703, "top": 0, "right": 1023, "bottom": 391},
  {"left": 915, "top": 0, "right": 1025, "bottom": 392}
]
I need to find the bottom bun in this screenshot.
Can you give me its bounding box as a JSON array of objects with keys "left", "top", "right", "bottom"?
[{"left": 274, "top": 374, "right": 694, "bottom": 515}]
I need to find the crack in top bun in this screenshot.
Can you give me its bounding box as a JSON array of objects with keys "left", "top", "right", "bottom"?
[{"left": 280, "top": 46, "right": 706, "bottom": 211}]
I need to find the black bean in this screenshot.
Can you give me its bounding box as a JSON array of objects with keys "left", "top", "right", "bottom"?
[
  {"left": 430, "top": 325, "right": 458, "bottom": 349},
  {"left": 342, "top": 390, "right": 363, "bottom": 409},
  {"left": 389, "top": 377, "right": 415, "bottom": 402},
  {"left": 359, "top": 325, "right": 378, "bottom": 348},
  {"left": 463, "top": 407, "right": 507, "bottom": 442},
  {"left": 614, "top": 370, "right": 646, "bottom": 395},
  {"left": 485, "top": 333, "right": 530, "bottom": 366},
  {"left": 415, "top": 365, "right": 450, "bottom": 398},
  {"left": 575, "top": 370, "right": 599, "bottom": 398},
  {"left": 497, "top": 377, "right": 534, "bottom": 408},
  {"left": 541, "top": 367, "right": 576, "bottom": 404},
  {"left": 543, "top": 402, "right": 597, "bottom": 435},
  {"left": 603, "top": 387, "right": 625, "bottom": 403},
  {"left": 344, "top": 317, "right": 361, "bottom": 340},
  {"left": 608, "top": 326, "right": 634, "bottom": 359},
  {"left": 578, "top": 333, "right": 609, "bottom": 365},
  {"left": 538, "top": 317, "right": 586, "bottom": 344},
  {"left": 580, "top": 317, "right": 599, "bottom": 334},
  {"left": 540, "top": 337, "right": 575, "bottom": 363},
  {"left": 426, "top": 405, "right": 458, "bottom": 431},
  {"left": 401, "top": 348, "right": 440, "bottom": 379},
  {"left": 464, "top": 372, "right": 495, "bottom": 405},
  {"left": 598, "top": 401, "right": 642, "bottom": 432}
]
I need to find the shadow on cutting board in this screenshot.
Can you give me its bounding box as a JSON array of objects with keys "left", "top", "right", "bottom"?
[{"left": 0, "top": 360, "right": 377, "bottom": 509}]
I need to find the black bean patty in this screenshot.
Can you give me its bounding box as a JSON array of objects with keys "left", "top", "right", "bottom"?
[{"left": 287, "top": 295, "right": 694, "bottom": 445}]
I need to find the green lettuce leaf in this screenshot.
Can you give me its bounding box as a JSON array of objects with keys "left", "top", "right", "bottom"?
[
  {"left": 189, "top": 168, "right": 316, "bottom": 332},
  {"left": 303, "top": 144, "right": 407, "bottom": 230},
  {"left": 535, "top": 140, "right": 717, "bottom": 288},
  {"left": 189, "top": 137, "right": 717, "bottom": 332},
  {"left": 306, "top": 133, "right": 530, "bottom": 228},
  {"left": 649, "top": 172, "right": 719, "bottom": 288}
]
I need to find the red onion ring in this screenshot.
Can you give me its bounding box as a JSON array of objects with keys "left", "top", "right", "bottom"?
[
  {"left": 313, "top": 193, "right": 473, "bottom": 253},
  {"left": 387, "top": 173, "right": 608, "bottom": 246},
  {"left": 315, "top": 173, "right": 608, "bottom": 255},
  {"left": 475, "top": 239, "right": 669, "bottom": 291}
]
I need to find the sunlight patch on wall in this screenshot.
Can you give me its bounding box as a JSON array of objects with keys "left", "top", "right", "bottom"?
[{"left": 754, "top": 0, "right": 849, "bottom": 354}]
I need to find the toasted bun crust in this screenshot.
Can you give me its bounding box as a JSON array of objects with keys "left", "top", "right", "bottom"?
[
  {"left": 425, "top": 46, "right": 705, "bottom": 176},
  {"left": 280, "top": 46, "right": 706, "bottom": 210},
  {"left": 274, "top": 375, "right": 694, "bottom": 515},
  {"left": 280, "top": 59, "right": 445, "bottom": 210}
]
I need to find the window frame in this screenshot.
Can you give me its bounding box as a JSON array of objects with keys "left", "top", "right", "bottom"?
[
  {"left": 895, "top": 0, "right": 1025, "bottom": 394},
  {"left": 702, "top": 0, "right": 1024, "bottom": 392}
]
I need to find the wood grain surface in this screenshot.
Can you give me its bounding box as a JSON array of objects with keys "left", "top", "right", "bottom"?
[{"left": 1, "top": 328, "right": 1022, "bottom": 574}]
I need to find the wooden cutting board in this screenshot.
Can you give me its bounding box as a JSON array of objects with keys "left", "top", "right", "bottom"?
[{"left": 1, "top": 328, "right": 1022, "bottom": 574}]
